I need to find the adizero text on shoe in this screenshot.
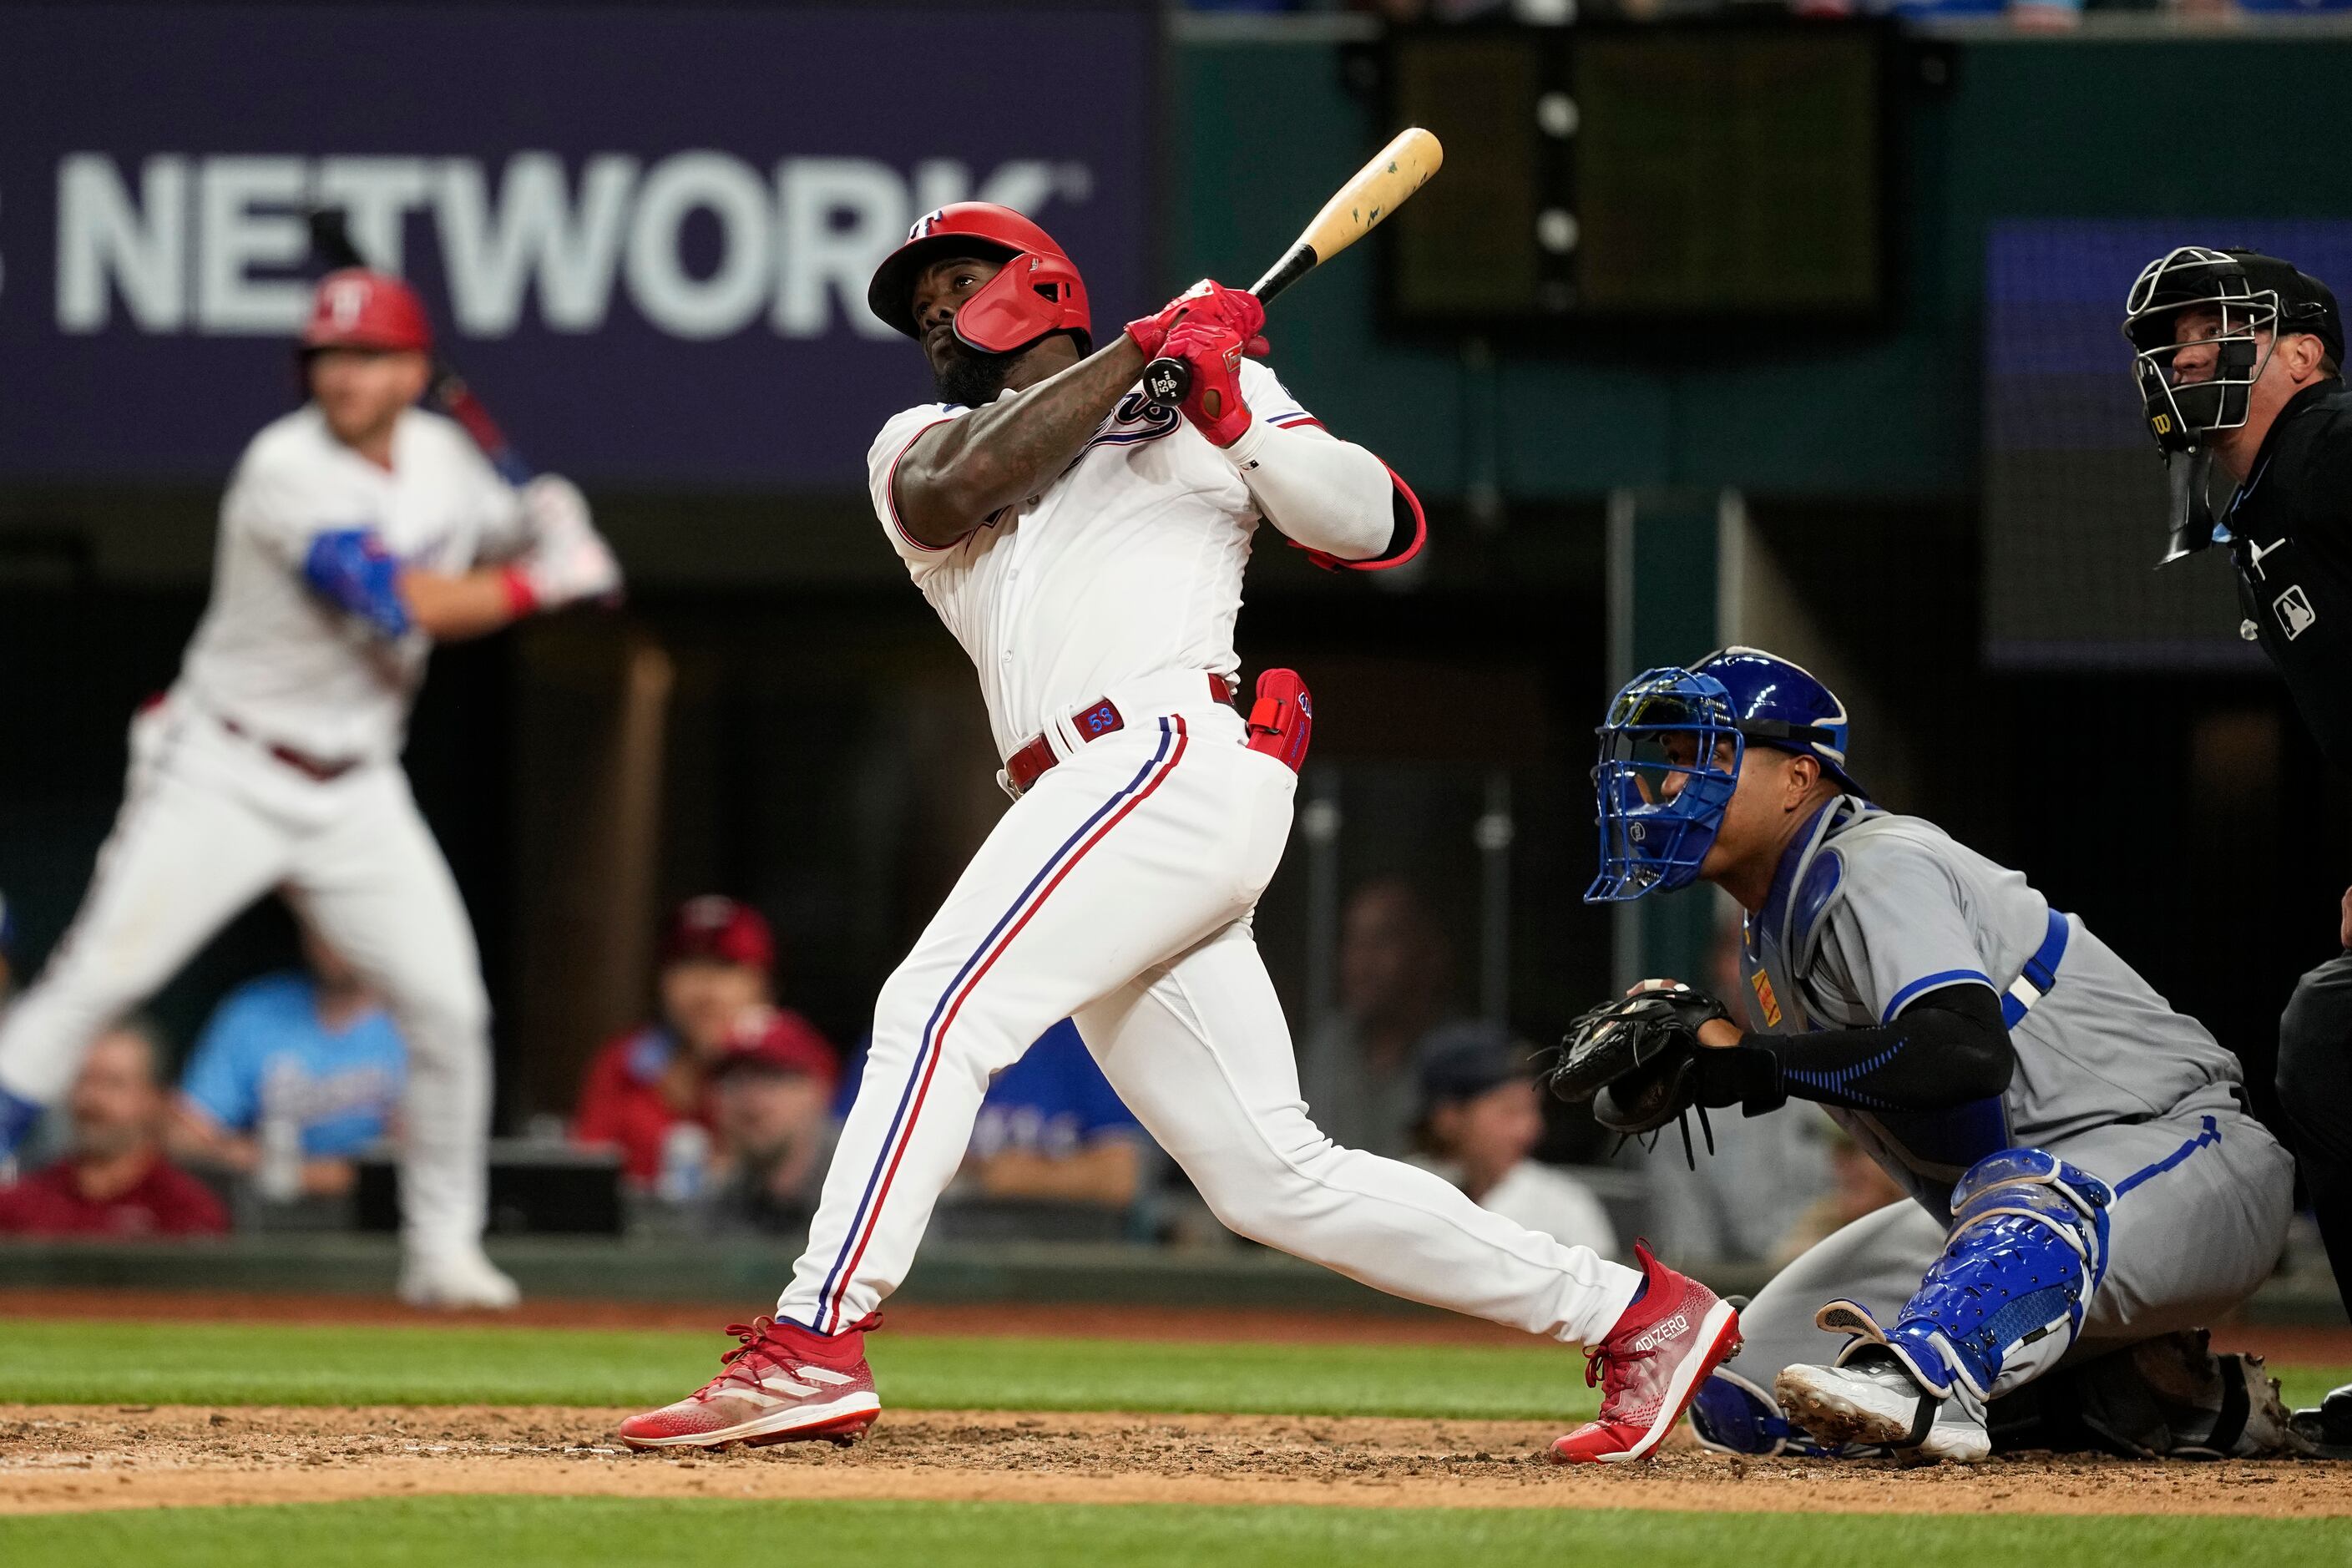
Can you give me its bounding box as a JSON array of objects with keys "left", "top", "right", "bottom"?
[
  {"left": 617, "top": 1313, "right": 883, "bottom": 1451},
  {"left": 1550, "top": 1241, "right": 1743, "bottom": 1464}
]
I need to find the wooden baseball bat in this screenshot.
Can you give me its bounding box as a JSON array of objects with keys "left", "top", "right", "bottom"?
[
  {"left": 1141, "top": 127, "right": 1444, "bottom": 409},
  {"left": 306, "top": 207, "right": 534, "bottom": 484}
]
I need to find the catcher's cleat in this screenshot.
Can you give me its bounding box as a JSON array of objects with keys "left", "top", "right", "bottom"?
[
  {"left": 1550, "top": 1241, "right": 1743, "bottom": 1464},
  {"left": 1776, "top": 1348, "right": 1990, "bottom": 1464},
  {"left": 618, "top": 1313, "right": 882, "bottom": 1451}
]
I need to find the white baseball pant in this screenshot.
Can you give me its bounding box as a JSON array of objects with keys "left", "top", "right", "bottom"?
[
  {"left": 779, "top": 680, "right": 1638, "bottom": 1343},
  {"left": 0, "top": 695, "right": 493, "bottom": 1255}
]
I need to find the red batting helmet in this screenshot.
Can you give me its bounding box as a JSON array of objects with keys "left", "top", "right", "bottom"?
[
  {"left": 866, "top": 202, "right": 1091, "bottom": 357},
  {"left": 301, "top": 268, "right": 432, "bottom": 354}
]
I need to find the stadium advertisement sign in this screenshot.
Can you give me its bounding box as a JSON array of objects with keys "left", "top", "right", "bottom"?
[{"left": 0, "top": 5, "right": 1154, "bottom": 486}]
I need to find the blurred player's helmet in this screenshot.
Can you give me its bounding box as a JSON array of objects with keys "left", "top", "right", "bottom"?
[
  {"left": 2122, "top": 246, "right": 2341, "bottom": 455},
  {"left": 866, "top": 203, "right": 1092, "bottom": 357},
  {"left": 660, "top": 895, "right": 774, "bottom": 974},
  {"left": 301, "top": 268, "right": 432, "bottom": 355},
  {"left": 1586, "top": 647, "right": 1862, "bottom": 903}
]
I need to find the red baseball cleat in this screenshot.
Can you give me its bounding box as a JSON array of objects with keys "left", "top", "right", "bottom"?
[
  {"left": 616, "top": 1313, "right": 883, "bottom": 1451},
  {"left": 1550, "top": 1241, "right": 1742, "bottom": 1464}
]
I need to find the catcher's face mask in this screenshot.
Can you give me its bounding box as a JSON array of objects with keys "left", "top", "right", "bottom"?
[
  {"left": 2123, "top": 246, "right": 2278, "bottom": 456},
  {"left": 1586, "top": 668, "right": 1746, "bottom": 903}
]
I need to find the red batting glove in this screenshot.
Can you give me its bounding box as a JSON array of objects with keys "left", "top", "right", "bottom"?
[
  {"left": 1162, "top": 317, "right": 1266, "bottom": 448},
  {"left": 1123, "top": 279, "right": 1266, "bottom": 359}
]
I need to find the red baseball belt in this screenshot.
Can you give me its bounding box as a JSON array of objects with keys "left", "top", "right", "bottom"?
[
  {"left": 217, "top": 715, "right": 362, "bottom": 783},
  {"left": 1004, "top": 673, "right": 1233, "bottom": 798}
]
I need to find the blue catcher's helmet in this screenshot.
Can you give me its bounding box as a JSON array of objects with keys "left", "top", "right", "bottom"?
[{"left": 1586, "top": 647, "right": 1864, "bottom": 903}]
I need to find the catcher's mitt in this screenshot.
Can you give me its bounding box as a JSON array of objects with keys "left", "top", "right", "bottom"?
[{"left": 1548, "top": 982, "right": 1732, "bottom": 1139}]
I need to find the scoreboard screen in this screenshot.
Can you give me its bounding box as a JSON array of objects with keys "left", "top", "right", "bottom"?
[{"left": 1387, "top": 23, "right": 1890, "bottom": 330}]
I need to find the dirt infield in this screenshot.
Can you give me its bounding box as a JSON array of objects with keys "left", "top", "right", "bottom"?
[
  {"left": 3, "top": 1403, "right": 2348, "bottom": 1519},
  {"left": 4, "top": 1291, "right": 2346, "bottom": 1519}
]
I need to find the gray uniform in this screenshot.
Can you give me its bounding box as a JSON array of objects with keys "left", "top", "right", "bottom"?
[{"left": 1735, "top": 799, "right": 2294, "bottom": 1389}]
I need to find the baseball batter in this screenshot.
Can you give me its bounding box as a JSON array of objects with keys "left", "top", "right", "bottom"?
[
  {"left": 618, "top": 203, "right": 1741, "bottom": 1461},
  {"left": 0, "top": 270, "right": 620, "bottom": 1307},
  {"left": 1562, "top": 647, "right": 2294, "bottom": 1461}
]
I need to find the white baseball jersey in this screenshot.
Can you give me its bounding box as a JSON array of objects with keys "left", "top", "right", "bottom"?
[
  {"left": 761, "top": 366, "right": 1641, "bottom": 1353},
  {"left": 0, "top": 399, "right": 523, "bottom": 1267},
  {"left": 178, "top": 405, "right": 527, "bottom": 763},
  {"left": 866, "top": 360, "right": 1318, "bottom": 760}
]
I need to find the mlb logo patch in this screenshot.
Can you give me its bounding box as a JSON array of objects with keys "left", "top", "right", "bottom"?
[
  {"left": 1749, "top": 969, "right": 1783, "bottom": 1029},
  {"left": 2275, "top": 584, "right": 2319, "bottom": 640}
]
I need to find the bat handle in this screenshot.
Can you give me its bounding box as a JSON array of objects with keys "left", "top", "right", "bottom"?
[{"left": 1142, "top": 354, "right": 1192, "bottom": 410}]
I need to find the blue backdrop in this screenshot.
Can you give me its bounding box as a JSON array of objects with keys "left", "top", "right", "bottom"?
[{"left": 0, "top": 4, "right": 1155, "bottom": 486}]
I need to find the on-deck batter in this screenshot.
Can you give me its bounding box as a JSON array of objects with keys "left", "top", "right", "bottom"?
[
  {"left": 617, "top": 203, "right": 1742, "bottom": 1463},
  {"left": 0, "top": 270, "right": 621, "bottom": 1307}
]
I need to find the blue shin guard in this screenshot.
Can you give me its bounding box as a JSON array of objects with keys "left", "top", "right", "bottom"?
[
  {"left": 1689, "top": 1370, "right": 1799, "bottom": 1455},
  {"left": 1828, "top": 1149, "right": 2112, "bottom": 1403},
  {"left": 1690, "top": 1368, "right": 1866, "bottom": 1459}
]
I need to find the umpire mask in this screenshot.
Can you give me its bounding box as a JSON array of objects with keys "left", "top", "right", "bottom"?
[
  {"left": 2122, "top": 246, "right": 2281, "bottom": 455},
  {"left": 2122, "top": 248, "right": 2343, "bottom": 562}
]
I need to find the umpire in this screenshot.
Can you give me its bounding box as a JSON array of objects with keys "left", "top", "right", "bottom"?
[{"left": 2125, "top": 245, "right": 2352, "bottom": 1434}]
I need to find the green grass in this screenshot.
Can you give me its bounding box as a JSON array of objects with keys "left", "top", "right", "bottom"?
[
  {"left": 0, "top": 1318, "right": 1613, "bottom": 1419},
  {"left": 3, "top": 1497, "right": 2344, "bottom": 1568},
  {"left": 1, "top": 1317, "right": 2344, "bottom": 1417}
]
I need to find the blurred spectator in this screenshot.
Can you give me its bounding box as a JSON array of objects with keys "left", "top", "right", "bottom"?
[
  {"left": 1413, "top": 1024, "right": 1620, "bottom": 1257},
  {"left": 1768, "top": 1125, "right": 1908, "bottom": 1269},
  {"left": 0, "top": 1021, "right": 227, "bottom": 1237},
  {"left": 1788, "top": 0, "right": 2083, "bottom": 25},
  {"left": 828, "top": 1019, "right": 1147, "bottom": 1224},
  {"left": 960, "top": 1019, "right": 1146, "bottom": 1209},
  {"left": 0, "top": 888, "right": 16, "bottom": 1005},
  {"left": 167, "top": 922, "right": 404, "bottom": 1199},
  {"left": 706, "top": 1007, "right": 842, "bottom": 1233},
  {"left": 572, "top": 896, "right": 836, "bottom": 1193},
  {"left": 1297, "top": 878, "right": 1456, "bottom": 1158}
]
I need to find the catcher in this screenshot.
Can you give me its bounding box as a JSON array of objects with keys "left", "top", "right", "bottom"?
[{"left": 1555, "top": 646, "right": 2298, "bottom": 1463}]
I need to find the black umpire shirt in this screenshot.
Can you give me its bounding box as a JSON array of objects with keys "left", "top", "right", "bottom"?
[{"left": 2226, "top": 377, "right": 2352, "bottom": 768}]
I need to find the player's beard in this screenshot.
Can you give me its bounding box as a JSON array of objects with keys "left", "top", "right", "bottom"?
[{"left": 932, "top": 340, "right": 1020, "bottom": 409}]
